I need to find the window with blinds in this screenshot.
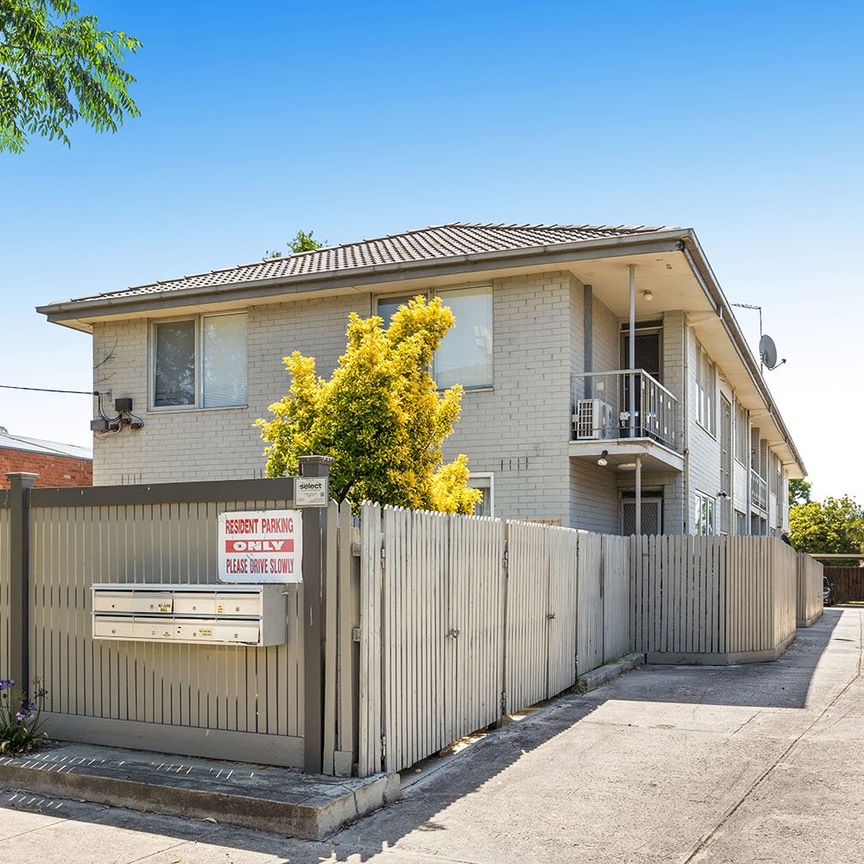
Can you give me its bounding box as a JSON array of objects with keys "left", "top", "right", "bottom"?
[
  {"left": 151, "top": 313, "right": 247, "bottom": 409},
  {"left": 203, "top": 314, "right": 248, "bottom": 408}
]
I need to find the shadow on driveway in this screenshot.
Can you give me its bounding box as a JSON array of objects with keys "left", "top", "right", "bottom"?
[{"left": 0, "top": 610, "right": 848, "bottom": 863}]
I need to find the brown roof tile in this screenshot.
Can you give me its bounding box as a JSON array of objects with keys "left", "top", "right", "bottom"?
[{"left": 70, "top": 221, "right": 671, "bottom": 303}]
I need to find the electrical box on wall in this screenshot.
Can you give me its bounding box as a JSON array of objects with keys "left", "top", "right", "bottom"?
[{"left": 91, "top": 583, "right": 288, "bottom": 646}]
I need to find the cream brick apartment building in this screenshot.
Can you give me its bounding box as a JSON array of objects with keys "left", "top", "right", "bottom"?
[{"left": 38, "top": 223, "right": 804, "bottom": 536}]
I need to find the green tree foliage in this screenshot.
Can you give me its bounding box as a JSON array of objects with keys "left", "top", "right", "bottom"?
[
  {"left": 788, "top": 478, "right": 812, "bottom": 507},
  {"left": 789, "top": 494, "right": 864, "bottom": 557},
  {"left": 264, "top": 229, "right": 323, "bottom": 260},
  {"left": 0, "top": 0, "right": 141, "bottom": 153},
  {"left": 257, "top": 296, "right": 482, "bottom": 514}
]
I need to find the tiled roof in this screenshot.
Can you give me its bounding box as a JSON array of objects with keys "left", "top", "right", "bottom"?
[
  {"left": 68, "top": 222, "right": 670, "bottom": 303},
  {"left": 0, "top": 428, "right": 92, "bottom": 460}
]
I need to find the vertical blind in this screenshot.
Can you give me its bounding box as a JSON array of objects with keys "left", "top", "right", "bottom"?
[{"left": 203, "top": 313, "right": 248, "bottom": 408}]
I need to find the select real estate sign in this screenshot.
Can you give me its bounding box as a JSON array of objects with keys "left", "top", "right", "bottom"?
[{"left": 218, "top": 510, "right": 303, "bottom": 583}]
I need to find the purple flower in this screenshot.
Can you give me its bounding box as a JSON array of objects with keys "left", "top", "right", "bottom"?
[
  {"left": 0, "top": 679, "right": 14, "bottom": 691},
  {"left": 15, "top": 709, "right": 31, "bottom": 723}
]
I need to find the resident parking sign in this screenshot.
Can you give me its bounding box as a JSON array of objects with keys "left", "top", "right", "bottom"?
[{"left": 218, "top": 510, "right": 303, "bottom": 583}]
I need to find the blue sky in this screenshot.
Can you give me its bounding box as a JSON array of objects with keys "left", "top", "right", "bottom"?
[{"left": 1, "top": 1, "right": 862, "bottom": 498}]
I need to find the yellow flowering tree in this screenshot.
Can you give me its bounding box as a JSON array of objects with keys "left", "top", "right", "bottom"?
[{"left": 257, "top": 296, "right": 482, "bottom": 514}]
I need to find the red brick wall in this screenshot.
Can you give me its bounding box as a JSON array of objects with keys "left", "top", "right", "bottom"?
[{"left": 0, "top": 448, "right": 93, "bottom": 489}]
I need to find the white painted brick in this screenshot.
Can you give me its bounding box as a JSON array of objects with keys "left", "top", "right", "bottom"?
[{"left": 89, "top": 272, "right": 791, "bottom": 537}]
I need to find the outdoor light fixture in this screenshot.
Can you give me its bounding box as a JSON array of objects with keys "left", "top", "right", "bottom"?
[
  {"left": 597, "top": 450, "right": 609, "bottom": 467},
  {"left": 642, "top": 289, "right": 654, "bottom": 302}
]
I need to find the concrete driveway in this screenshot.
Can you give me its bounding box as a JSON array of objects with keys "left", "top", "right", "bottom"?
[{"left": 1, "top": 607, "right": 860, "bottom": 863}]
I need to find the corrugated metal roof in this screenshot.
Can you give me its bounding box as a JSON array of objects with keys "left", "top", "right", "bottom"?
[
  {"left": 0, "top": 428, "right": 92, "bottom": 460},
  {"left": 65, "top": 222, "right": 670, "bottom": 303}
]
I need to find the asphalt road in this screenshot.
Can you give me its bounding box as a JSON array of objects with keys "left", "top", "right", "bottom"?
[{"left": 0, "top": 606, "right": 860, "bottom": 864}]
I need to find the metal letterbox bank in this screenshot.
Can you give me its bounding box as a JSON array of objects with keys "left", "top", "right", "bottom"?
[{"left": 91, "top": 583, "right": 288, "bottom": 646}]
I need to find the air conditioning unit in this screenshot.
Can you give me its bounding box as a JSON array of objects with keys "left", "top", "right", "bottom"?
[{"left": 573, "top": 399, "right": 615, "bottom": 440}]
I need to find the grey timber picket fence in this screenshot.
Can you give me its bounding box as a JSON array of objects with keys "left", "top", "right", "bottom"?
[
  {"left": 797, "top": 552, "right": 824, "bottom": 626},
  {"left": 631, "top": 536, "right": 819, "bottom": 664},
  {"left": 0, "top": 467, "right": 345, "bottom": 776},
  {"left": 0, "top": 470, "right": 822, "bottom": 781},
  {"left": 355, "top": 504, "right": 633, "bottom": 776}
]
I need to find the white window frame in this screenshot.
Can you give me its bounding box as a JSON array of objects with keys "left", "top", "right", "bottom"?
[
  {"left": 375, "top": 286, "right": 494, "bottom": 391},
  {"left": 734, "top": 400, "right": 748, "bottom": 466},
  {"left": 468, "top": 472, "right": 495, "bottom": 517},
  {"left": 149, "top": 311, "right": 248, "bottom": 411},
  {"left": 694, "top": 343, "right": 717, "bottom": 436},
  {"left": 694, "top": 490, "right": 716, "bottom": 536}
]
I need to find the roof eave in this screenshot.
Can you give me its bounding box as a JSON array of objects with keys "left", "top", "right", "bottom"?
[{"left": 37, "top": 229, "right": 693, "bottom": 326}]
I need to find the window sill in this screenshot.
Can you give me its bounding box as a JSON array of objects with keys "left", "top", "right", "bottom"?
[
  {"left": 437, "top": 386, "right": 494, "bottom": 394},
  {"left": 147, "top": 404, "right": 250, "bottom": 416}
]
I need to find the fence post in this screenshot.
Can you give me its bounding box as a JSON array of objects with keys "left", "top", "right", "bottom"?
[
  {"left": 6, "top": 473, "right": 37, "bottom": 690},
  {"left": 299, "top": 456, "right": 334, "bottom": 774}
]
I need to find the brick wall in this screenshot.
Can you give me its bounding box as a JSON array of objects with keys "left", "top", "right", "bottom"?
[
  {"left": 90, "top": 272, "right": 590, "bottom": 525},
  {"left": 86, "top": 275, "right": 788, "bottom": 536},
  {"left": 568, "top": 284, "right": 621, "bottom": 534},
  {"left": 441, "top": 271, "right": 574, "bottom": 524},
  {"left": 91, "top": 295, "right": 370, "bottom": 485},
  {"left": 0, "top": 448, "right": 92, "bottom": 488}
]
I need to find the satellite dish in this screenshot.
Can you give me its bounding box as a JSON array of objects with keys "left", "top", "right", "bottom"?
[{"left": 759, "top": 334, "right": 779, "bottom": 369}]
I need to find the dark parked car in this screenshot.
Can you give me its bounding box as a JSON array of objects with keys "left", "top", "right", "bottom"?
[{"left": 824, "top": 576, "right": 836, "bottom": 606}]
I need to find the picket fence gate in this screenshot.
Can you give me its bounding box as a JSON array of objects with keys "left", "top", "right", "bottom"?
[{"left": 354, "top": 504, "right": 631, "bottom": 776}]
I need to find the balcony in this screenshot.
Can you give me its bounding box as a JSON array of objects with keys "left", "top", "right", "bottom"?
[
  {"left": 569, "top": 369, "right": 683, "bottom": 473},
  {"left": 751, "top": 469, "right": 768, "bottom": 512}
]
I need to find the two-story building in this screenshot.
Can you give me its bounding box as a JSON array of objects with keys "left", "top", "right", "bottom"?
[{"left": 37, "top": 222, "right": 804, "bottom": 536}]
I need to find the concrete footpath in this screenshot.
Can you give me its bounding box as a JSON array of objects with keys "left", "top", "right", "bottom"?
[{"left": 0, "top": 607, "right": 861, "bottom": 863}]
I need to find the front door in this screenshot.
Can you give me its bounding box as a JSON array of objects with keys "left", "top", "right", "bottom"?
[{"left": 620, "top": 497, "right": 663, "bottom": 536}]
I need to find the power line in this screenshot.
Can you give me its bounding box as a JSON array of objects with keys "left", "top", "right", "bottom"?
[{"left": 0, "top": 384, "right": 99, "bottom": 396}]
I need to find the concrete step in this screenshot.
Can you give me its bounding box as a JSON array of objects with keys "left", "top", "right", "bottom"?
[{"left": 0, "top": 741, "right": 399, "bottom": 840}]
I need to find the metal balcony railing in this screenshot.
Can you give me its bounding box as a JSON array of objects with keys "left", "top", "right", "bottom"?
[
  {"left": 572, "top": 369, "right": 680, "bottom": 451},
  {"left": 751, "top": 469, "right": 768, "bottom": 511}
]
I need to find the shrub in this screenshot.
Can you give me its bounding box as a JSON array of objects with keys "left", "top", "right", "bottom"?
[{"left": 0, "top": 679, "right": 48, "bottom": 755}]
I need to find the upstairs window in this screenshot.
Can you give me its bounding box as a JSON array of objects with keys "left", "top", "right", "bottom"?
[
  {"left": 695, "top": 343, "right": 716, "bottom": 435},
  {"left": 377, "top": 295, "right": 413, "bottom": 327},
  {"left": 435, "top": 286, "right": 493, "bottom": 390},
  {"left": 734, "top": 401, "right": 748, "bottom": 464},
  {"left": 154, "top": 320, "right": 196, "bottom": 407},
  {"left": 376, "top": 286, "right": 494, "bottom": 390},
  {"left": 152, "top": 313, "right": 248, "bottom": 409}
]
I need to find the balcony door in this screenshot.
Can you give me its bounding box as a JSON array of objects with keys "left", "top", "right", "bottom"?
[
  {"left": 621, "top": 329, "right": 661, "bottom": 438},
  {"left": 621, "top": 330, "right": 661, "bottom": 381}
]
